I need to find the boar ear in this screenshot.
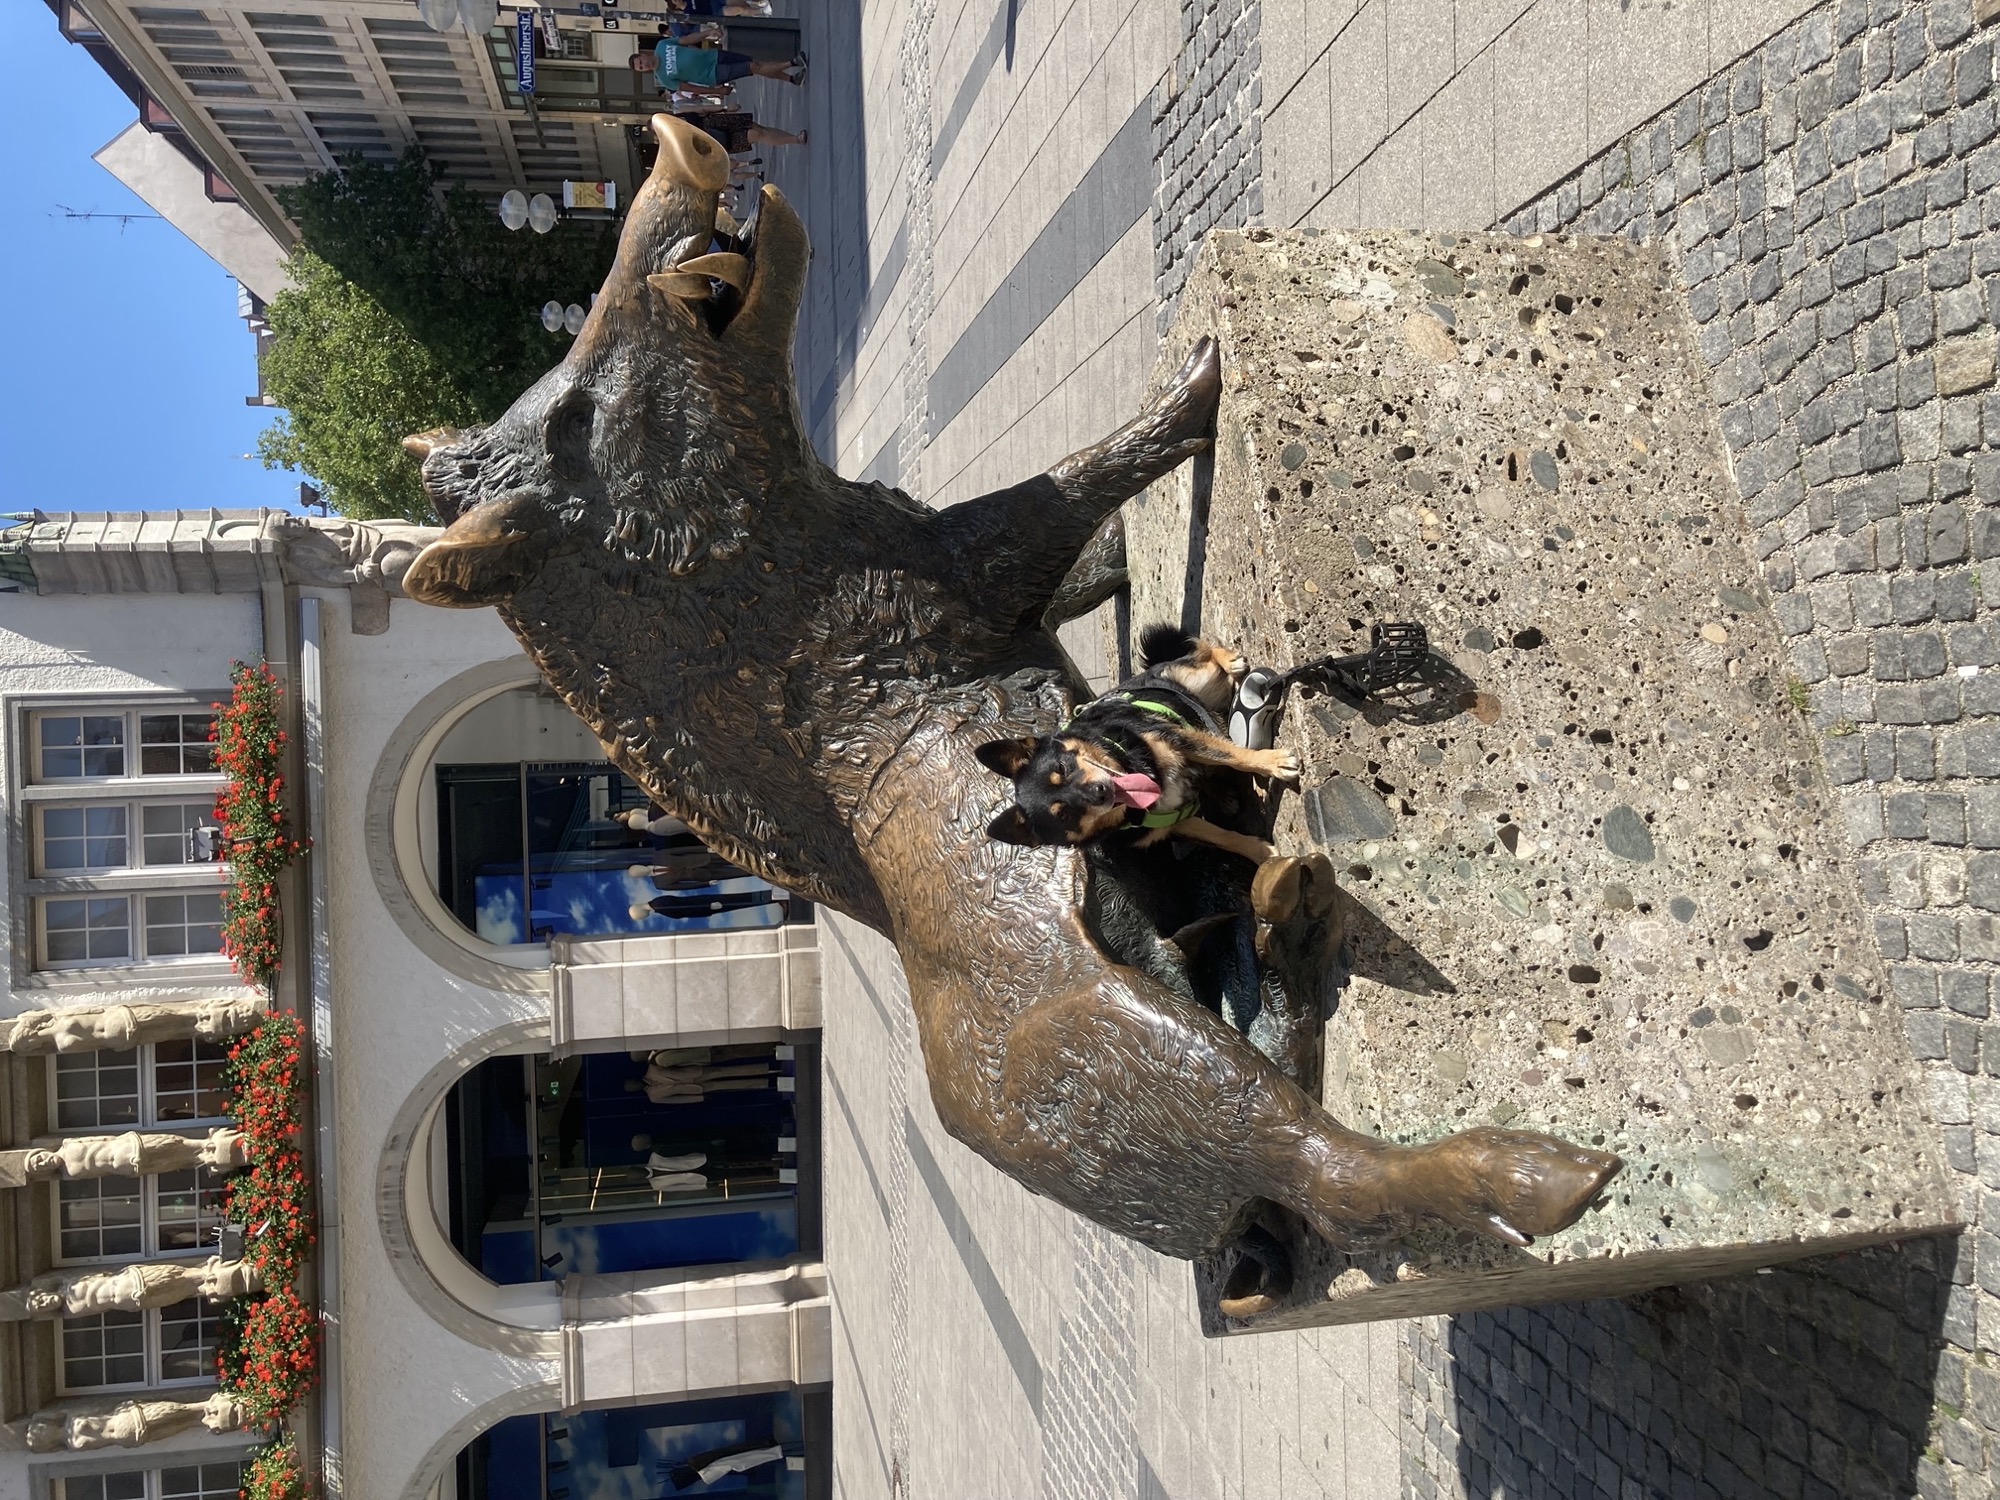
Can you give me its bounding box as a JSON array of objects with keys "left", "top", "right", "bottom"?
[
  {"left": 544, "top": 388, "right": 597, "bottom": 482},
  {"left": 985, "top": 806, "right": 1040, "bottom": 846},
  {"left": 975, "top": 738, "right": 1037, "bottom": 778}
]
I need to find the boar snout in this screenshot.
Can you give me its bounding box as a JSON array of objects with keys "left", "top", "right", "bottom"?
[{"left": 402, "top": 492, "right": 551, "bottom": 607}]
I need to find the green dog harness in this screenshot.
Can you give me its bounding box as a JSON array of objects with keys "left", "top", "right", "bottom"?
[{"left": 1069, "top": 693, "right": 1201, "bottom": 828}]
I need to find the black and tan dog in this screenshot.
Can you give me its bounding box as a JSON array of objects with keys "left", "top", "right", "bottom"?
[{"left": 976, "top": 624, "right": 1299, "bottom": 864}]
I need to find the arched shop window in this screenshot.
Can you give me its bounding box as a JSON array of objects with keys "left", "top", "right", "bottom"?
[
  {"left": 440, "top": 1045, "right": 816, "bottom": 1285},
  {"left": 425, "top": 688, "right": 810, "bottom": 944},
  {"left": 457, "top": 1392, "right": 820, "bottom": 1500}
]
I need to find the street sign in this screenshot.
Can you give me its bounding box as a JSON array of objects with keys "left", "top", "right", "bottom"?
[{"left": 514, "top": 9, "right": 536, "bottom": 92}]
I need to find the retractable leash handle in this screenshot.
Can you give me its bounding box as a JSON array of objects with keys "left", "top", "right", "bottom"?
[
  {"left": 1227, "top": 622, "right": 1433, "bottom": 749},
  {"left": 1229, "top": 667, "right": 1287, "bottom": 749}
]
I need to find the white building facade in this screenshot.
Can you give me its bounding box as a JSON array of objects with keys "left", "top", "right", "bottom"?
[{"left": 0, "top": 511, "right": 831, "bottom": 1500}]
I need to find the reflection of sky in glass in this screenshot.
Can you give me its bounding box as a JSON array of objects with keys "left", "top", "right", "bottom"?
[
  {"left": 543, "top": 1205, "right": 796, "bottom": 1276},
  {"left": 475, "top": 883, "right": 524, "bottom": 944},
  {"left": 474, "top": 872, "right": 782, "bottom": 944}
]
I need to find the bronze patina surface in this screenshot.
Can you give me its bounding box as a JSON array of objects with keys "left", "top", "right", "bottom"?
[{"left": 401, "top": 114, "right": 1619, "bottom": 1273}]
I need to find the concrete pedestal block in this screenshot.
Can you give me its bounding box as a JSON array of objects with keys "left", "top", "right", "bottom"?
[{"left": 1127, "top": 229, "right": 1959, "bottom": 1333}]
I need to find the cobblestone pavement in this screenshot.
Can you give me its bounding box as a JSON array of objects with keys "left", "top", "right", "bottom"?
[{"left": 767, "top": 0, "right": 2000, "bottom": 1496}]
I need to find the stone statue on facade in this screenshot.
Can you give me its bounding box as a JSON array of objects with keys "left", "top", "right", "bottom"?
[
  {"left": 273, "top": 513, "right": 444, "bottom": 633},
  {"left": 10, "top": 1391, "right": 246, "bottom": 1452},
  {"left": 0, "top": 996, "right": 266, "bottom": 1055},
  {"left": 399, "top": 114, "right": 1620, "bottom": 1292},
  {"left": 0, "top": 1256, "right": 261, "bottom": 1320},
  {"left": 0, "top": 1127, "right": 246, "bottom": 1189}
]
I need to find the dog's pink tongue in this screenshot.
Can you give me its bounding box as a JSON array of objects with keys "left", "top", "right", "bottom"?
[{"left": 1109, "top": 772, "right": 1162, "bottom": 810}]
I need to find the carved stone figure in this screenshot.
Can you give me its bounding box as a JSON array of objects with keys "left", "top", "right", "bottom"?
[
  {"left": 0, "top": 1257, "right": 261, "bottom": 1320},
  {"left": 273, "top": 514, "right": 443, "bottom": 634},
  {"left": 401, "top": 115, "right": 1620, "bottom": 1277},
  {"left": 273, "top": 514, "right": 442, "bottom": 594},
  {"left": 7, "top": 1127, "right": 246, "bottom": 1185},
  {"left": 17, "top": 1391, "right": 244, "bottom": 1452},
  {"left": 1, "top": 996, "right": 266, "bottom": 1054},
  {"left": 197, "top": 1255, "right": 262, "bottom": 1301}
]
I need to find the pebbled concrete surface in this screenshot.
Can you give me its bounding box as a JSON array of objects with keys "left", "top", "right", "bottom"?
[{"left": 1130, "top": 225, "right": 1959, "bottom": 1331}]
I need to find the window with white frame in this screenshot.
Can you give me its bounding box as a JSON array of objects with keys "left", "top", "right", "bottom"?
[
  {"left": 55, "top": 1176, "right": 142, "bottom": 1260},
  {"left": 54, "top": 1462, "right": 245, "bottom": 1500},
  {"left": 51, "top": 1042, "right": 228, "bottom": 1131},
  {"left": 52, "top": 1049, "right": 141, "bottom": 1130},
  {"left": 48, "top": 1043, "right": 231, "bottom": 1265},
  {"left": 153, "top": 1168, "right": 227, "bottom": 1252},
  {"left": 32, "top": 711, "right": 215, "bottom": 783},
  {"left": 59, "top": 1297, "right": 219, "bottom": 1392},
  {"left": 149, "top": 1039, "right": 229, "bottom": 1122},
  {"left": 59, "top": 1308, "right": 144, "bottom": 1388},
  {"left": 22, "top": 705, "right": 227, "bottom": 972},
  {"left": 55, "top": 1170, "right": 226, "bottom": 1263}
]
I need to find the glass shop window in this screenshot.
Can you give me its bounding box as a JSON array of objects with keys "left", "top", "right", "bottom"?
[{"left": 435, "top": 760, "right": 805, "bottom": 944}]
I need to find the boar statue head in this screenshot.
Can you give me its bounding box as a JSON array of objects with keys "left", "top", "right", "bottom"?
[
  {"left": 402, "top": 114, "right": 946, "bottom": 928},
  {"left": 404, "top": 113, "right": 816, "bottom": 603}
]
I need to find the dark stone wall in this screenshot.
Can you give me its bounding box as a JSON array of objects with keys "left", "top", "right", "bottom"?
[{"left": 1153, "top": 0, "right": 1262, "bottom": 330}]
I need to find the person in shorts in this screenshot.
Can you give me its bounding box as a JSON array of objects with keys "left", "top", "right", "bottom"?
[
  {"left": 676, "top": 105, "right": 806, "bottom": 152},
  {"left": 630, "top": 39, "right": 801, "bottom": 94}
]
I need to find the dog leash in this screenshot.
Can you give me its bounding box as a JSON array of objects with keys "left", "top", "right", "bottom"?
[{"left": 1228, "top": 622, "right": 1431, "bottom": 749}]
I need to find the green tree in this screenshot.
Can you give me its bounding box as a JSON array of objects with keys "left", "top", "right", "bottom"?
[
  {"left": 276, "top": 149, "right": 618, "bottom": 414},
  {"left": 256, "top": 251, "right": 480, "bottom": 523},
  {"left": 257, "top": 150, "right": 621, "bottom": 519}
]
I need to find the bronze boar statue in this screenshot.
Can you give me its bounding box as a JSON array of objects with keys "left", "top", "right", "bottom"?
[{"left": 402, "top": 114, "right": 1620, "bottom": 1306}]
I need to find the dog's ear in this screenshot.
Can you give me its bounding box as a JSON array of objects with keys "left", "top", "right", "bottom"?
[
  {"left": 975, "top": 737, "right": 1038, "bottom": 778},
  {"left": 985, "top": 806, "right": 1040, "bottom": 845}
]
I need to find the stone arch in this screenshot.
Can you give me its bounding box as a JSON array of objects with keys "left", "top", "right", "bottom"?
[
  {"left": 396, "top": 1380, "right": 564, "bottom": 1500},
  {"left": 363, "top": 654, "right": 550, "bottom": 994},
  {"left": 373, "top": 1014, "right": 565, "bottom": 1359}
]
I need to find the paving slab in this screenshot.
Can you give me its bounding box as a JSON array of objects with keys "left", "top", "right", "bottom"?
[{"left": 1125, "top": 226, "right": 1960, "bottom": 1334}]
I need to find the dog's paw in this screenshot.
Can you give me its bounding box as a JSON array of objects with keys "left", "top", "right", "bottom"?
[
  {"left": 1263, "top": 748, "right": 1301, "bottom": 784},
  {"left": 1219, "top": 649, "right": 1248, "bottom": 680}
]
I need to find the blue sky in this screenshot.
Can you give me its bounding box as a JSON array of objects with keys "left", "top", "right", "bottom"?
[{"left": 0, "top": 1, "right": 299, "bottom": 512}]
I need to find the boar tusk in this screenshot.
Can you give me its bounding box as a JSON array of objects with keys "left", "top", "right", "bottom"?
[
  {"left": 673, "top": 252, "right": 751, "bottom": 291},
  {"left": 648, "top": 270, "right": 716, "bottom": 301},
  {"left": 726, "top": 185, "right": 809, "bottom": 357}
]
